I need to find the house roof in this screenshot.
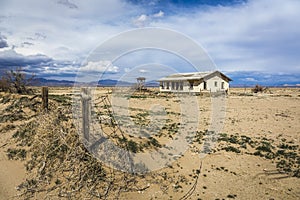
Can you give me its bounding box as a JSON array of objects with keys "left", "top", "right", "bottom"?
[{"left": 158, "top": 70, "right": 232, "bottom": 82}]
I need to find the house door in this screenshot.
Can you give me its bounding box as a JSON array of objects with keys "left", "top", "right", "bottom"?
[{"left": 203, "top": 81, "right": 207, "bottom": 90}]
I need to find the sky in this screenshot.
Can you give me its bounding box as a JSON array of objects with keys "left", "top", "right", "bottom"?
[{"left": 0, "top": 0, "right": 299, "bottom": 84}]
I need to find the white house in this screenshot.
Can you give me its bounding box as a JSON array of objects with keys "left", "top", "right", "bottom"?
[{"left": 158, "top": 71, "right": 232, "bottom": 93}]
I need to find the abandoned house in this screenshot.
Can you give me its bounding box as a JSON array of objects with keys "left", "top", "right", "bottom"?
[{"left": 158, "top": 70, "right": 232, "bottom": 93}]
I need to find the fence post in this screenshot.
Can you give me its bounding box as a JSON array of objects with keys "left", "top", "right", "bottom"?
[
  {"left": 81, "top": 88, "right": 91, "bottom": 143},
  {"left": 42, "top": 87, "right": 48, "bottom": 110}
]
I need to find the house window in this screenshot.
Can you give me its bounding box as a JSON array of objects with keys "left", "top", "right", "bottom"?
[
  {"left": 190, "top": 83, "right": 194, "bottom": 90},
  {"left": 214, "top": 81, "right": 218, "bottom": 87},
  {"left": 171, "top": 82, "right": 175, "bottom": 90},
  {"left": 176, "top": 82, "right": 179, "bottom": 90},
  {"left": 180, "top": 82, "right": 183, "bottom": 90},
  {"left": 203, "top": 81, "right": 207, "bottom": 90},
  {"left": 221, "top": 82, "right": 224, "bottom": 89},
  {"left": 166, "top": 82, "right": 169, "bottom": 89}
]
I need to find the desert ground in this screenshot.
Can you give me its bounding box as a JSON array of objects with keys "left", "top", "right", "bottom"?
[{"left": 0, "top": 87, "right": 299, "bottom": 200}]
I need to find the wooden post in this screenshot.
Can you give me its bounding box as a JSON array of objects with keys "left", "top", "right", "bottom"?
[
  {"left": 81, "top": 88, "right": 91, "bottom": 143},
  {"left": 42, "top": 87, "right": 48, "bottom": 110}
]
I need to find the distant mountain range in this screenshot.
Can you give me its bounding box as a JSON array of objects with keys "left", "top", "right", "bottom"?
[
  {"left": 32, "top": 71, "right": 300, "bottom": 87},
  {"left": 32, "top": 78, "right": 160, "bottom": 87},
  {"left": 226, "top": 71, "right": 300, "bottom": 87},
  {"left": 32, "top": 78, "right": 75, "bottom": 86}
]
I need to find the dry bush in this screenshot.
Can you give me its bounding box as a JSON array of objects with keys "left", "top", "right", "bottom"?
[
  {"left": 13, "top": 104, "right": 152, "bottom": 199},
  {"left": 0, "top": 67, "right": 35, "bottom": 94},
  {"left": 252, "top": 84, "right": 264, "bottom": 93}
]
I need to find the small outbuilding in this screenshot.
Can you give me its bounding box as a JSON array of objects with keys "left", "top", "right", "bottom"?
[{"left": 158, "top": 71, "right": 232, "bottom": 93}]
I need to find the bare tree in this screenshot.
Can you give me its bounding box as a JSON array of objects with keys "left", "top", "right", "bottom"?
[
  {"left": 0, "top": 67, "right": 35, "bottom": 94},
  {"left": 0, "top": 76, "right": 10, "bottom": 92}
]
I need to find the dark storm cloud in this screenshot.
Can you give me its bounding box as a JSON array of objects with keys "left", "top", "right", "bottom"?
[
  {"left": 0, "top": 49, "right": 52, "bottom": 68},
  {"left": 0, "top": 49, "right": 81, "bottom": 79}
]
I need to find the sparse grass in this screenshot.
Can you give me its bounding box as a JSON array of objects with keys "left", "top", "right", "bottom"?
[
  {"left": 0, "top": 94, "right": 40, "bottom": 123},
  {"left": 0, "top": 124, "right": 16, "bottom": 133},
  {"left": 216, "top": 132, "right": 300, "bottom": 177},
  {"left": 12, "top": 121, "right": 37, "bottom": 146},
  {"left": 49, "top": 94, "right": 71, "bottom": 105}
]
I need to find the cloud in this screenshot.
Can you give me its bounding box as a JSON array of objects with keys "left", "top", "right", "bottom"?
[
  {"left": 153, "top": 10, "right": 164, "bottom": 18},
  {"left": 133, "top": 11, "right": 164, "bottom": 27},
  {"left": 0, "top": 49, "right": 52, "bottom": 68},
  {"left": 80, "top": 61, "right": 119, "bottom": 73},
  {"left": 133, "top": 14, "right": 149, "bottom": 27},
  {"left": 243, "top": 77, "right": 257, "bottom": 82},
  {"left": 0, "top": 0, "right": 142, "bottom": 60},
  {"left": 138, "top": 14, "right": 147, "bottom": 21},
  {"left": 26, "top": 32, "right": 47, "bottom": 41},
  {"left": 152, "top": 0, "right": 300, "bottom": 73},
  {"left": 0, "top": 34, "right": 8, "bottom": 48},
  {"left": 21, "top": 42, "right": 34, "bottom": 47},
  {"left": 57, "top": 0, "right": 78, "bottom": 9},
  {"left": 139, "top": 69, "right": 148, "bottom": 73},
  {"left": 0, "top": 49, "right": 81, "bottom": 79},
  {"left": 0, "top": 0, "right": 299, "bottom": 82}
]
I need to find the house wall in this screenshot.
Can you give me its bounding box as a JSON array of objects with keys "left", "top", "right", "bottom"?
[
  {"left": 159, "top": 74, "right": 230, "bottom": 93},
  {"left": 205, "top": 75, "right": 229, "bottom": 92}
]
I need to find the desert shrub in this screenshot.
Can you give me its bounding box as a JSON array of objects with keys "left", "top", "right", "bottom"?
[
  {"left": 0, "top": 94, "right": 11, "bottom": 104},
  {"left": 147, "top": 137, "right": 161, "bottom": 148},
  {"left": 7, "top": 148, "right": 27, "bottom": 160},
  {"left": 278, "top": 143, "right": 298, "bottom": 150},
  {"left": 193, "top": 130, "right": 205, "bottom": 144},
  {"left": 240, "top": 135, "right": 253, "bottom": 146},
  {"left": 227, "top": 194, "right": 237, "bottom": 199},
  {"left": 255, "top": 144, "right": 273, "bottom": 152},
  {"left": 0, "top": 124, "right": 16, "bottom": 133},
  {"left": 218, "top": 134, "right": 239, "bottom": 144},
  {"left": 222, "top": 146, "right": 241, "bottom": 153},
  {"left": 127, "top": 140, "right": 139, "bottom": 153},
  {"left": 252, "top": 84, "right": 263, "bottom": 93}
]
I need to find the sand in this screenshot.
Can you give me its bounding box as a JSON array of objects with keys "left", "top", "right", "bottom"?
[{"left": 0, "top": 88, "right": 299, "bottom": 199}]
